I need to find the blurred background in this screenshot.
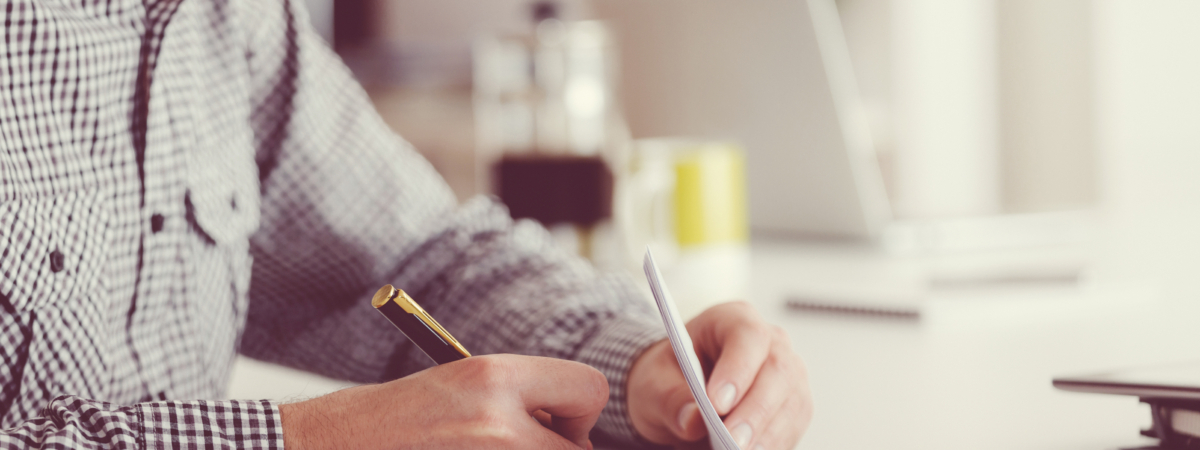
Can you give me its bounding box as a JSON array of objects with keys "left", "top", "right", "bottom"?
[
  {"left": 295, "top": 0, "right": 1118, "bottom": 311},
  {"left": 233, "top": 1, "right": 1200, "bottom": 449}
]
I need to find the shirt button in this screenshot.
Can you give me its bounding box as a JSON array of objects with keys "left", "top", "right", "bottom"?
[
  {"left": 49, "top": 250, "right": 65, "bottom": 273},
  {"left": 151, "top": 213, "right": 165, "bottom": 233}
]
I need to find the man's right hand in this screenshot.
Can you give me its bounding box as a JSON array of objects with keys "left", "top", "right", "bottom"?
[{"left": 279, "top": 354, "right": 609, "bottom": 449}]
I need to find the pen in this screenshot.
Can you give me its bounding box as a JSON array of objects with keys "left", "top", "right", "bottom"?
[{"left": 372, "top": 285, "right": 472, "bottom": 365}]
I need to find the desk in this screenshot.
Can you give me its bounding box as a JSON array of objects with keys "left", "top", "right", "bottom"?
[
  {"left": 749, "top": 239, "right": 1200, "bottom": 450},
  {"left": 228, "top": 238, "right": 1199, "bottom": 450}
]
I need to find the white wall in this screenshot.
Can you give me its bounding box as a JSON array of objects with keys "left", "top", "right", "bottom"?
[
  {"left": 840, "top": 0, "right": 1100, "bottom": 219},
  {"left": 370, "top": 0, "right": 589, "bottom": 86},
  {"left": 889, "top": 0, "right": 1000, "bottom": 219},
  {"left": 998, "top": 0, "right": 1095, "bottom": 213},
  {"left": 1093, "top": 0, "right": 1200, "bottom": 298}
]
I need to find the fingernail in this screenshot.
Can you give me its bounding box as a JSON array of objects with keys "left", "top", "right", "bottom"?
[
  {"left": 731, "top": 423, "right": 753, "bottom": 448},
  {"left": 677, "top": 402, "right": 699, "bottom": 432},
  {"left": 716, "top": 383, "right": 737, "bottom": 413}
]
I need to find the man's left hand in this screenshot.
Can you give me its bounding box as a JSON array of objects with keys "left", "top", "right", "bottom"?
[{"left": 627, "top": 301, "right": 813, "bottom": 450}]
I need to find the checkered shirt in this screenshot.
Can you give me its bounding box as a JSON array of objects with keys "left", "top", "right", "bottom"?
[{"left": 0, "top": 0, "right": 667, "bottom": 448}]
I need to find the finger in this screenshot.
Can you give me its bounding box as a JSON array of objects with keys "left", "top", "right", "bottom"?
[
  {"left": 667, "top": 392, "right": 708, "bottom": 442},
  {"left": 518, "top": 414, "right": 595, "bottom": 450},
  {"left": 720, "top": 351, "right": 790, "bottom": 449},
  {"left": 740, "top": 393, "right": 812, "bottom": 450},
  {"left": 532, "top": 409, "right": 553, "bottom": 428},
  {"left": 512, "top": 356, "right": 610, "bottom": 448},
  {"left": 688, "top": 303, "right": 772, "bottom": 415}
]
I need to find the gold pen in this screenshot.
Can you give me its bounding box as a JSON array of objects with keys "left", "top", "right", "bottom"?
[{"left": 372, "top": 285, "right": 471, "bottom": 365}]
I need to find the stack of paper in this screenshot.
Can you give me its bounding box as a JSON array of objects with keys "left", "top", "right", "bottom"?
[{"left": 643, "top": 249, "right": 742, "bottom": 450}]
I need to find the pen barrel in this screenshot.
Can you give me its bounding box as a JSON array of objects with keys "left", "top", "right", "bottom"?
[{"left": 375, "top": 300, "right": 469, "bottom": 365}]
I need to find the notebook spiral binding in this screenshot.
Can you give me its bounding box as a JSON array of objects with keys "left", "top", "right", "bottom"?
[{"left": 785, "top": 297, "right": 920, "bottom": 319}]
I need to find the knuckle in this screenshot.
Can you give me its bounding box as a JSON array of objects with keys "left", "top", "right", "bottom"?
[
  {"left": 751, "top": 324, "right": 773, "bottom": 343},
  {"left": 727, "top": 300, "right": 759, "bottom": 318},
  {"left": 792, "top": 355, "right": 810, "bottom": 381},
  {"left": 779, "top": 355, "right": 810, "bottom": 386},
  {"left": 770, "top": 324, "right": 788, "bottom": 341},
  {"left": 461, "top": 356, "right": 510, "bottom": 391},
  {"left": 493, "top": 428, "right": 522, "bottom": 448},
  {"left": 767, "top": 353, "right": 810, "bottom": 387},
  {"left": 709, "top": 300, "right": 755, "bottom": 318},
  {"left": 729, "top": 299, "right": 754, "bottom": 310},
  {"left": 724, "top": 302, "right": 767, "bottom": 329},
  {"left": 747, "top": 398, "right": 773, "bottom": 421},
  {"left": 549, "top": 359, "right": 609, "bottom": 406},
  {"left": 766, "top": 353, "right": 789, "bottom": 373},
  {"left": 472, "top": 411, "right": 521, "bottom": 446},
  {"left": 582, "top": 366, "right": 611, "bottom": 405}
]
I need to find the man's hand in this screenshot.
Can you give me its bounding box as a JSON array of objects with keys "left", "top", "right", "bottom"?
[
  {"left": 279, "top": 355, "right": 608, "bottom": 450},
  {"left": 628, "top": 301, "right": 813, "bottom": 450}
]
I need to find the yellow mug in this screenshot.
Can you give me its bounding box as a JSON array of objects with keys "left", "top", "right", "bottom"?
[
  {"left": 620, "top": 139, "right": 748, "bottom": 261},
  {"left": 672, "top": 143, "right": 749, "bottom": 247}
]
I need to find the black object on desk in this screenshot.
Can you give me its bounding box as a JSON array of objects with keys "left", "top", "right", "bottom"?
[
  {"left": 1139, "top": 398, "right": 1200, "bottom": 450},
  {"left": 1054, "top": 361, "right": 1200, "bottom": 450},
  {"left": 495, "top": 154, "right": 613, "bottom": 227}
]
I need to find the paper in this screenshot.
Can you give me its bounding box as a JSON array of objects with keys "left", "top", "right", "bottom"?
[{"left": 643, "top": 248, "right": 741, "bottom": 450}]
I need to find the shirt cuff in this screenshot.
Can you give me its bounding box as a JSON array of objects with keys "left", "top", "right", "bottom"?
[
  {"left": 575, "top": 314, "right": 668, "bottom": 444},
  {"left": 138, "top": 399, "right": 285, "bottom": 449}
]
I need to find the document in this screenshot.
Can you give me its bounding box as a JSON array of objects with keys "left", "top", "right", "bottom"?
[{"left": 643, "top": 249, "right": 742, "bottom": 450}]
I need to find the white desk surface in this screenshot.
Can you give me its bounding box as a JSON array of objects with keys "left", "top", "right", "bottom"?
[
  {"left": 748, "top": 239, "right": 1192, "bottom": 450},
  {"left": 229, "top": 237, "right": 1197, "bottom": 450}
]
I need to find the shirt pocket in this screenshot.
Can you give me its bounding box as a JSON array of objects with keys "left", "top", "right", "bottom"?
[
  {"left": 0, "top": 188, "right": 110, "bottom": 313},
  {"left": 185, "top": 141, "right": 261, "bottom": 248}
]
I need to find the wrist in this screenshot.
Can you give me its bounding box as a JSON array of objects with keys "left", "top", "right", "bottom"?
[
  {"left": 626, "top": 339, "right": 670, "bottom": 441},
  {"left": 280, "top": 400, "right": 320, "bottom": 450},
  {"left": 573, "top": 315, "right": 668, "bottom": 443},
  {"left": 279, "top": 384, "right": 384, "bottom": 450}
]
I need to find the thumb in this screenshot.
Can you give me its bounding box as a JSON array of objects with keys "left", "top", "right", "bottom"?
[
  {"left": 630, "top": 340, "right": 710, "bottom": 445},
  {"left": 662, "top": 383, "right": 709, "bottom": 442},
  {"left": 514, "top": 357, "right": 610, "bottom": 448}
]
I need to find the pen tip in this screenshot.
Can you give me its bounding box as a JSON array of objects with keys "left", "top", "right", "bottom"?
[{"left": 371, "top": 285, "right": 397, "bottom": 308}]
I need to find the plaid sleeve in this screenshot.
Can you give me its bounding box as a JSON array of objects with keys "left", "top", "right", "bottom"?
[
  {"left": 0, "top": 396, "right": 283, "bottom": 450},
  {"left": 235, "top": 0, "right": 666, "bottom": 445},
  {"left": 577, "top": 315, "right": 671, "bottom": 443}
]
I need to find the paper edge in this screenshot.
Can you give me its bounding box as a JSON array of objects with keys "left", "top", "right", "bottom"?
[{"left": 643, "top": 248, "right": 741, "bottom": 450}]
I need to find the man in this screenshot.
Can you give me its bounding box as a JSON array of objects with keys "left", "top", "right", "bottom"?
[{"left": 0, "top": 0, "right": 812, "bottom": 448}]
